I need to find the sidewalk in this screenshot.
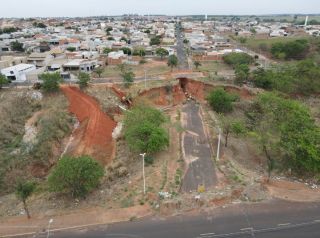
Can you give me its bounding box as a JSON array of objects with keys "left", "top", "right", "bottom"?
[{"left": 0, "top": 205, "right": 152, "bottom": 237}]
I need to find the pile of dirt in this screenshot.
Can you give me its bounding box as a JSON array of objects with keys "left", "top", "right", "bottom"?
[{"left": 61, "top": 86, "right": 117, "bottom": 165}]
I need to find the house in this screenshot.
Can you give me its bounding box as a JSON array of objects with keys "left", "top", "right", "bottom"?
[
  {"left": 27, "top": 52, "right": 53, "bottom": 68},
  {"left": 63, "top": 59, "right": 98, "bottom": 72},
  {"left": 1, "top": 64, "right": 36, "bottom": 82},
  {"left": 107, "top": 51, "right": 127, "bottom": 65}
]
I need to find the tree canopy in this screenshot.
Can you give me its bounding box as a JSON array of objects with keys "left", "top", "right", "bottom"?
[
  {"left": 167, "top": 55, "right": 178, "bottom": 70},
  {"left": 0, "top": 74, "right": 8, "bottom": 89},
  {"left": 123, "top": 105, "right": 169, "bottom": 154},
  {"left": 39, "top": 72, "right": 62, "bottom": 93},
  {"left": 48, "top": 156, "right": 104, "bottom": 198},
  {"left": 207, "top": 88, "right": 237, "bottom": 113},
  {"left": 270, "top": 39, "right": 309, "bottom": 60},
  {"left": 156, "top": 48, "right": 169, "bottom": 59},
  {"left": 223, "top": 52, "right": 254, "bottom": 67}
]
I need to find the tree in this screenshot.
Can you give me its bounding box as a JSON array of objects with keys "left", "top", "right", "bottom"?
[
  {"left": 183, "top": 39, "right": 189, "bottom": 44},
  {"left": 223, "top": 52, "right": 253, "bottom": 67},
  {"left": 219, "top": 115, "right": 246, "bottom": 147},
  {"left": 10, "top": 41, "right": 24, "bottom": 52},
  {"left": 121, "top": 71, "right": 135, "bottom": 87},
  {"left": 207, "top": 88, "right": 235, "bottom": 113},
  {"left": 194, "top": 61, "right": 202, "bottom": 70},
  {"left": 33, "top": 22, "right": 47, "bottom": 28},
  {"left": 150, "top": 36, "right": 161, "bottom": 46},
  {"left": 40, "top": 72, "right": 62, "bottom": 93},
  {"left": 0, "top": 74, "right": 8, "bottom": 89},
  {"left": 107, "top": 36, "right": 115, "bottom": 41},
  {"left": 94, "top": 67, "right": 103, "bottom": 78},
  {"left": 15, "top": 181, "right": 35, "bottom": 219},
  {"left": 270, "top": 39, "right": 309, "bottom": 60},
  {"left": 132, "top": 48, "right": 146, "bottom": 57},
  {"left": 144, "top": 29, "right": 151, "bottom": 34},
  {"left": 121, "top": 47, "right": 132, "bottom": 55},
  {"left": 48, "top": 156, "right": 104, "bottom": 198},
  {"left": 103, "top": 47, "right": 113, "bottom": 54},
  {"left": 167, "top": 55, "right": 178, "bottom": 71},
  {"left": 124, "top": 105, "right": 169, "bottom": 154},
  {"left": 234, "top": 64, "right": 250, "bottom": 85},
  {"left": 106, "top": 26, "right": 113, "bottom": 32},
  {"left": 156, "top": 48, "right": 169, "bottom": 59},
  {"left": 120, "top": 36, "right": 128, "bottom": 43},
  {"left": 67, "top": 46, "right": 76, "bottom": 52},
  {"left": 246, "top": 92, "right": 320, "bottom": 177},
  {"left": 78, "top": 72, "right": 90, "bottom": 88}
]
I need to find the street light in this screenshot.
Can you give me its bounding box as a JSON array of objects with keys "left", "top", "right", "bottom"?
[
  {"left": 47, "top": 218, "right": 53, "bottom": 238},
  {"left": 140, "top": 153, "right": 146, "bottom": 194},
  {"left": 144, "top": 69, "right": 147, "bottom": 90}
]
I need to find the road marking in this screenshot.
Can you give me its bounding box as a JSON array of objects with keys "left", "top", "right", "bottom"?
[
  {"left": 277, "top": 223, "right": 291, "bottom": 226},
  {"left": 200, "top": 232, "right": 216, "bottom": 236},
  {"left": 240, "top": 227, "right": 253, "bottom": 231}
]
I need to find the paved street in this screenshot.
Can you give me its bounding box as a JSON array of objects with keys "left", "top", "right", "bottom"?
[
  {"left": 47, "top": 200, "right": 320, "bottom": 238},
  {"left": 181, "top": 101, "right": 217, "bottom": 192},
  {"left": 175, "top": 24, "right": 189, "bottom": 70}
]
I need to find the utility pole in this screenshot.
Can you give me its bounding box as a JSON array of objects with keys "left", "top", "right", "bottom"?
[
  {"left": 140, "top": 153, "right": 146, "bottom": 194},
  {"left": 144, "top": 69, "right": 147, "bottom": 89},
  {"left": 47, "top": 219, "right": 53, "bottom": 238},
  {"left": 216, "top": 129, "right": 221, "bottom": 161}
]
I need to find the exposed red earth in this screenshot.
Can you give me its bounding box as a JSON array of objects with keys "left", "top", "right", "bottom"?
[{"left": 61, "top": 86, "right": 117, "bottom": 165}]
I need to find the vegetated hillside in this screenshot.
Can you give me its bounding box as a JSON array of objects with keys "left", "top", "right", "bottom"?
[
  {"left": 235, "top": 36, "right": 320, "bottom": 62},
  {"left": 0, "top": 89, "right": 73, "bottom": 195}
]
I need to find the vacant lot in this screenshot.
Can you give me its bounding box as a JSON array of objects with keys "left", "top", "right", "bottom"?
[{"left": 102, "top": 59, "right": 171, "bottom": 78}]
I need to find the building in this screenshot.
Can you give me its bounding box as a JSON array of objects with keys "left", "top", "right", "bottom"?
[
  {"left": 63, "top": 59, "right": 98, "bottom": 72},
  {"left": 1, "top": 64, "right": 36, "bottom": 82}
]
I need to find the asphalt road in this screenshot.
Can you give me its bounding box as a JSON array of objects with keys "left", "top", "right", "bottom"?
[
  {"left": 46, "top": 200, "right": 320, "bottom": 238},
  {"left": 181, "top": 101, "right": 217, "bottom": 192},
  {"left": 175, "top": 26, "right": 188, "bottom": 70}
]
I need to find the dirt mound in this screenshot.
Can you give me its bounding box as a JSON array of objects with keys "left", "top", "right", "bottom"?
[{"left": 61, "top": 86, "right": 117, "bottom": 165}]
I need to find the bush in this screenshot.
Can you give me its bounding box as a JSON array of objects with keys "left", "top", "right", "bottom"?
[
  {"left": 223, "top": 52, "right": 253, "bottom": 67},
  {"left": 78, "top": 72, "right": 90, "bottom": 88},
  {"left": 48, "top": 156, "right": 104, "bottom": 198},
  {"left": 40, "top": 72, "right": 62, "bottom": 93},
  {"left": 150, "top": 36, "right": 161, "bottom": 46},
  {"left": 270, "top": 39, "right": 309, "bottom": 60},
  {"left": 207, "top": 88, "right": 235, "bottom": 113},
  {"left": 124, "top": 105, "right": 169, "bottom": 154}
]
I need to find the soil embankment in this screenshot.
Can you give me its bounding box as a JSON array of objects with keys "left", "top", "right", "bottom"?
[{"left": 61, "top": 86, "right": 117, "bottom": 165}]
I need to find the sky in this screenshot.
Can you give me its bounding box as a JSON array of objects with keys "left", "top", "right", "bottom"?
[{"left": 1, "top": 0, "right": 320, "bottom": 18}]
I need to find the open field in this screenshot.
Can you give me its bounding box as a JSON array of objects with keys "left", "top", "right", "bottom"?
[{"left": 101, "top": 59, "right": 171, "bottom": 78}]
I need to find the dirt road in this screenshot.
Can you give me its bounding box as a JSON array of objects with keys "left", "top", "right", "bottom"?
[
  {"left": 61, "top": 86, "right": 117, "bottom": 165},
  {"left": 181, "top": 101, "right": 217, "bottom": 192}
]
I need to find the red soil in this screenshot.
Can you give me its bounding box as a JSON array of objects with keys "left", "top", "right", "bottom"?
[{"left": 61, "top": 86, "right": 117, "bottom": 165}]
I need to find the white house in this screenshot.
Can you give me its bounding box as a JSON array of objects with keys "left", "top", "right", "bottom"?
[{"left": 1, "top": 64, "right": 36, "bottom": 82}]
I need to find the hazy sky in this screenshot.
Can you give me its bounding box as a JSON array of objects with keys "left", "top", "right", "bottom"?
[{"left": 1, "top": 0, "right": 320, "bottom": 17}]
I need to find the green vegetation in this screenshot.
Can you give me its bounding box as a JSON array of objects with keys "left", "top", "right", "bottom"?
[
  {"left": 15, "top": 180, "right": 35, "bottom": 219},
  {"left": 194, "top": 61, "right": 201, "bottom": 70},
  {"left": 219, "top": 115, "right": 246, "bottom": 147},
  {"left": 123, "top": 105, "right": 169, "bottom": 154},
  {"left": 118, "top": 64, "right": 135, "bottom": 87},
  {"left": 10, "top": 41, "right": 24, "bottom": 52},
  {"left": 270, "top": 39, "right": 309, "bottom": 60},
  {"left": 107, "top": 36, "right": 115, "bottom": 41},
  {"left": 94, "top": 67, "right": 103, "bottom": 78},
  {"left": 150, "top": 36, "right": 161, "bottom": 46},
  {"left": 78, "top": 72, "right": 90, "bottom": 89},
  {"left": 235, "top": 64, "right": 250, "bottom": 85},
  {"left": 106, "top": 26, "right": 113, "bottom": 32},
  {"left": 183, "top": 39, "right": 189, "bottom": 44},
  {"left": 39, "top": 72, "right": 62, "bottom": 93},
  {"left": 0, "top": 27, "right": 20, "bottom": 34},
  {"left": 207, "top": 88, "right": 237, "bottom": 113},
  {"left": 48, "top": 156, "right": 104, "bottom": 198},
  {"left": 120, "top": 36, "right": 128, "bottom": 43},
  {"left": 223, "top": 52, "right": 254, "bottom": 67},
  {"left": 250, "top": 60, "right": 320, "bottom": 95},
  {"left": 133, "top": 48, "right": 146, "bottom": 57},
  {"left": 0, "top": 74, "right": 8, "bottom": 89},
  {"left": 33, "top": 22, "right": 47, "bottom": 28},
  {"left": 156, "top": 48, "right": 169, "bottom": 59},
  {"left": 167, "top": 55, "right": 178, "bottom": 70},
  {"left": 66, "top": 46, "right": 76, "bottom": 52},
  {"left": 121, "top": 47, "right": 132, "bottom": 55},
  {"left": 246, "top": 93, "right": 320, "bottom": 176},
  {"left": 103, "top": 47, "right": 113, "bottom": 54}
]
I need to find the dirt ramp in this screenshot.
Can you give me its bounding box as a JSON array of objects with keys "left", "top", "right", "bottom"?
[{"left": 61, "top": 86, "right": 117, "bottom": 165}]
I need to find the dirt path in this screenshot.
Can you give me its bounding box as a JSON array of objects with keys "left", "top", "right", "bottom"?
[
  {"left": 181, "top": 101, "right": 217, "bottom": 192},
  {"left": 61, "top": 86, "right": 117, "bottom": 165}
]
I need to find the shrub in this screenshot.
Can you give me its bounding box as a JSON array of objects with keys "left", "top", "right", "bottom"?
[
  {"left": 48, "top": 156, "right": 104, "bottom": 198},
  {"left": 78, "top": 72, "right": 90, "bottom": 89},
  {"left": 207, "top": 88, "right": 235, "bottom": 113},
  {"left": 40, "top": 72, "right": 62, "bottom": 93}
]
